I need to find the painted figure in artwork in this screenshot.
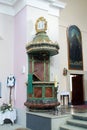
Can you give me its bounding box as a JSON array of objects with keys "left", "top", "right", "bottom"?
[{"left": 67, "top": 25, "right": 83, "bottom": 70}]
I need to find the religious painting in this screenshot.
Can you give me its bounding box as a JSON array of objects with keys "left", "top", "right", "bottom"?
[{"left": 67, "top": 25, "right": 83, "bottom": 70}]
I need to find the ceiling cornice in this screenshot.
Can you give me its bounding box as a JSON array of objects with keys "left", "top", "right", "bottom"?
[
  {"left": 0, "top": 0, "right": 17, "bottom": 6},
  {"left": 0, "top": 0, "right": 66, "bottom": 16}
]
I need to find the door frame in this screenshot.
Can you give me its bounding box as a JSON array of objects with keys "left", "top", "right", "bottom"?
[
  {"left": 66, "top": 70, "right": 85, "bottom": 105},
  {"left": 71, "top": 74, "right": 84, "bottom": 105}
]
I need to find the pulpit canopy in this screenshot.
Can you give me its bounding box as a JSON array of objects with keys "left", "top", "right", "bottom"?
[{"left": 26, "top": 32, "right": 59, "bottom": 57}]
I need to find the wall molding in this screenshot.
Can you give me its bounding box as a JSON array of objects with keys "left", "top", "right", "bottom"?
[{"left": 0, "top": 0, "right": 66, "bottom": 16}]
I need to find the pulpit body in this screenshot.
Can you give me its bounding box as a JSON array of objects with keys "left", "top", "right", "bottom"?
[{"left": 24, "top": 17, "right": 60, "bottom": 109}]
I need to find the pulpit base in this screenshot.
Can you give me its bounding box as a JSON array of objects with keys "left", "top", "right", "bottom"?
[{"left": 24, "top": 101, "right": 60, "bottom": 110}]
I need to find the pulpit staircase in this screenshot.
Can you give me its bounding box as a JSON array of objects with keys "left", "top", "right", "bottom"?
[{"left": 60, "top": 112, "right": 87, "bottom": 130}]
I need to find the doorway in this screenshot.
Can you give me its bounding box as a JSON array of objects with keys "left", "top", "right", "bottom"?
[{"left": 71, "top": 74, "right": 84, "bottom": 105}]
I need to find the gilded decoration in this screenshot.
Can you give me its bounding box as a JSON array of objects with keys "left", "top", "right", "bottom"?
[
  {"left": 35, "top": 17, "right": 47, "bottom": 33},
  {"left": 26, "top": 17, "right": 59, "bottom": 56}
]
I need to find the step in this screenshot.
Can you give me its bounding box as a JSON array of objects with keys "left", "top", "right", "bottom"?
[
  {"left": 60, "top": 124, "right": 87, "bottom": 130},
  {"left": 67, "top": 119, "right": 87, "bottom": 128},
  {"left": 72, "top": 113, "right": 87, "bottom": 121}
]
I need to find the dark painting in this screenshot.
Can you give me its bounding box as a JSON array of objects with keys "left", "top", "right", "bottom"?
[{"left": 67, "top": 25, "right": 83, "bottom": 70}]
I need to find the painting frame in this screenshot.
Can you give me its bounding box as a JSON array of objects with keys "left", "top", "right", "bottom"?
[{"left": 67, "top": 25, "right": 83, "bottom": 70}]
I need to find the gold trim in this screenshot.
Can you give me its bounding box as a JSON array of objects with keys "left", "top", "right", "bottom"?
[{"left": 35, "top": 17, "right": 47, "bottom": 33}]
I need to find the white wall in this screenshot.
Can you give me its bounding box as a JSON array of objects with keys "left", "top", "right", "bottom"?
[
  {"left": 0, "top": 14, "right": 14, "bottom": 104},
  {"left": 59, "top": 0, "right": 87, "bottom": 102}
]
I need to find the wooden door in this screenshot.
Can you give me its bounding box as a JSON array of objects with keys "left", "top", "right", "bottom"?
[{"left": 72, "top": 75, "right": 84, "bottom": 105}]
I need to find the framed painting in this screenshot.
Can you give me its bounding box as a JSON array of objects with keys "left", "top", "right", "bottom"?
[{"left": 67, "top": 25, "right": 83, "bottom": 70}]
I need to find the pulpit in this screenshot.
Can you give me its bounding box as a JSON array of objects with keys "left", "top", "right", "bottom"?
[{"left": 24, "top": 17, "right": 60, "bottom": 110}]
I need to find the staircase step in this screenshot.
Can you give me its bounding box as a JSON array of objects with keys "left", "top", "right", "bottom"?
[
  {"left": 60, "top": 124, "right": 87, "bottom": 130},
  {"left": 67, "top": 119, "right": 87, "bottom": 128},
  {"left": 72, "top": 113, "right": 87, "bottom": 121}
]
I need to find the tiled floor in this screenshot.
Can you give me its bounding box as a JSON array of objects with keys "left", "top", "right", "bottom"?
[
  {"left": 0, "top": 124, "right": 27, "bottom": 130},
  {"left": 0, "top": 105, "right": 87, "bottom": 130},
  {"left": 47, "top": 105, "right": 87, "bottom": 116}
]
